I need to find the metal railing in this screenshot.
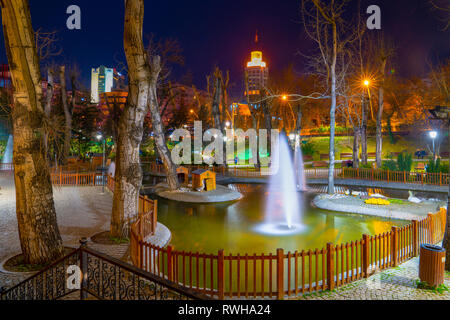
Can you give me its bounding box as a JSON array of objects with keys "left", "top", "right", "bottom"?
[{"left": 0, "top": 240, "right": 211, "bottom": 300}]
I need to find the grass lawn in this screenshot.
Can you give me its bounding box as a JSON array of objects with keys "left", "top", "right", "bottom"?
[{"left": 304, "top": 133, "right": 448, "bottom": 162}]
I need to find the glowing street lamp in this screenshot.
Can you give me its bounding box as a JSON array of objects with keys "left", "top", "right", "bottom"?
[
  {"left": 429, "top": 130, "right": 438, "bottom": 159},
  {"left": 282, "top": 95, "right": 288, "bottom": 101},
  {"left": 225, "top": 121, "right": 231, "bottom": 128},
  {"left": 96, "top": 134, "right": 106, "bottom": 194},
  {"left": 363, "top": 79, "right": 370, "bottom": 87}
]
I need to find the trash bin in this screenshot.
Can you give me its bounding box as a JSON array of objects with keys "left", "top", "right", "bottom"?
[{"left": 419, "top": 244, "right": 446, "bottom": 287}]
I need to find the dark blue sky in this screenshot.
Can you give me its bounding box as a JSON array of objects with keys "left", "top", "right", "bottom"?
[{"left": 0, "top": 0, "right": 448, "bottom": 96}]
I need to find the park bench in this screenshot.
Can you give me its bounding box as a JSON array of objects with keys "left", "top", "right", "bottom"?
[
  {"left": 303, "top": 155, "right": 313, "bottom": 162},
  {"left": 359, "top": 152, "right": 376, "bottom": 159},
  {"left": 415, "top": 163, "right": 426, "bottom": 172},
  {"left": 440, "top": 151, "right": 449, "bottom": 158},
  {"left": 340, "top": 152, "right": 353, "bottom": 160},
  {"left": 312, "top": 161, "right": 328, "bottom": 168},
  {"left": 320, "top": 154, "right": 329, "bottom": 160}
]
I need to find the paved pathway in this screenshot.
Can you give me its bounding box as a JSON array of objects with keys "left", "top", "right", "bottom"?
[
  {"left": 297, "top": 257, "right": 450, "bottom": 300},
  {"left": 0, "top": 174, "right": 128, "bottom": 291}
]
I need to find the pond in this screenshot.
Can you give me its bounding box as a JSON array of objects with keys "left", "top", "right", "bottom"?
[{"left": 155, "top": 184, "right": 409, "bottom": 255}]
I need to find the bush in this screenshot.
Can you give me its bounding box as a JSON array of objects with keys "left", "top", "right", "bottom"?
[
  {"left": 397, "top": 152, "right": 413, "bottom": 172},
  {"left": 360, "top": 163, "right": 372, "bottom": 169},
  {"left": 382, "top": 160, "right": 398, "bottom": 171},
  {"left": 427, "top": 158, "right": 448, "bottom": 174},
  {"left": 301, "top": 141, "right": 317, "bottom": 156}
]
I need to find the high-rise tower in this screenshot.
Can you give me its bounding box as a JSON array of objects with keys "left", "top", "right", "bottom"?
[{"left": 245, "top": 31, "right": 269, "bottom": 101}]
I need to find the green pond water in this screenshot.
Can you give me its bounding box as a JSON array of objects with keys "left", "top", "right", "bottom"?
[{"left": 156, "top": 184, "right": 409, "bottom": 255}]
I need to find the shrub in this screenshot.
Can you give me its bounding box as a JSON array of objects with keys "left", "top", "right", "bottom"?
[
  {"left": 427, "top": 158, "right": 440, "bottom": 173},
  {"left": 397, "top": 152, "right": 412, "bottom": 172},
  {"left": 360, "top": 163, "right": 372, "bottom": 169},
  {"left": 382, "top": 160, "right": 398, "bottom": 171},
  {"left": 301, "top": 141, "right": 316, "bottom": 156}
]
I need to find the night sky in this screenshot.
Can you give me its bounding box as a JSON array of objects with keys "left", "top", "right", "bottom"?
[{"left": 0, "top": 0, "right": 448, "bottom": 97}]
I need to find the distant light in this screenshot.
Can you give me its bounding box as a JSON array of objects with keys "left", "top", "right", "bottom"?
[
  {"left": 225, "top": 121, "right": 231, "bottom": 127},
  {"left": 429, "top": 131, "right": 438, "bottom": 139},
  {"left": 190, "top": 109, "right": 194, "bottom": 113},
  {"left": 96, "top": 134, "right": 103, "bottom": 140},
  {"left": 363, "top": 80, "right": 370, "bottom": 86},
  {"left": 282, "top": 95, "right": 288, "bottom": 101}
]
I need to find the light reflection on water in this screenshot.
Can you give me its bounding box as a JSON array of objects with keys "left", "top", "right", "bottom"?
[{"left": 156, "top": 184, "right": 409, "bottom": 255}]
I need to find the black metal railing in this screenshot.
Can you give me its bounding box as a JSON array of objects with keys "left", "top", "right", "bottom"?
[{"left": 0, "top": 240, "right": 210, "bottom": 301}]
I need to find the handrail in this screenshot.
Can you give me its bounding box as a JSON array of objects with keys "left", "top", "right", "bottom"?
[{"left": 0, "top": 241, "right": 211, "bottom": 300}]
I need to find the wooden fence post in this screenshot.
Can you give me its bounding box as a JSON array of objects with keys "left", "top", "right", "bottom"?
[
  {"left": 427, "top": 213, "right": 434, "bottom": 243},
  {"left": 362, "top": 235, "right": 370, "bottom": 277},
  {"left": 412, "top": 220, "right": 419, "bottom": 256},
  {"left": 218, "top": 250, "right": 224, "bottom": 300},
  {"left": 403, "top": 171, "right": 406, "bottom": 183},
  {"left": 276, "top": 248, "right": 284, "bottom": 300},
  {"left": 153, "top": 200, "right": 158, "bottom": 234},
  {"left": 392, "top": 227, "right": 398, "bottom": 267},
  {"left": 326, "top": 243, "right": 335, "bottom": 290},
  {"left": 167, "top": 245, "right": 174, "bottom": 282}
]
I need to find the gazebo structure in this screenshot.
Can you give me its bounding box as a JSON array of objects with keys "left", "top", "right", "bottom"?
[
  {"left": 176, "top": 166, "right": 189, "bottom": 185},
  {"left": 192, "top": 169, "right": 216, "bottom": 191}
]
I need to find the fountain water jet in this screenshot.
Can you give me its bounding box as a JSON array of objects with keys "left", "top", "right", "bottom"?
[
  {"left": 254, "top": 133, "right": 306, "bottom": 236},
  {"left": 294, "top": 134, "right": 307, "bottom": 192},
  {"left": 2, "top": 134, "right": 13, "bottom": 165}
]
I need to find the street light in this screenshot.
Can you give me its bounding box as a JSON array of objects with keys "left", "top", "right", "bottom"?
[
  {"left": 97, "top": 134, "right": 106, "bottom": 194},
  {"left": 429, "top": 130, "right": 438, "bottom": 159}
]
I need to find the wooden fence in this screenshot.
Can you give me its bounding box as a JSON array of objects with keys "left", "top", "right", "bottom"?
[
  {"left": 143, "top": 162, "right": 450, "bottom": 187},
  {"left": 130, "top": 208, "right": 447, "bottom": 299}
]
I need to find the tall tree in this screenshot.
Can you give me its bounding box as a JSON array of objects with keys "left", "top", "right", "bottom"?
[
  {"left": 1, "top": 0, "right": 63, "bottom": 264},
  {"left": 59, "top": 65, "right": 72, "bottom": 164},
  {"left": 301, "top": 0, "right": 356, "bottom": 194},
  {"left": 111, "top": 0, "right": 152, "bottom": 238}
]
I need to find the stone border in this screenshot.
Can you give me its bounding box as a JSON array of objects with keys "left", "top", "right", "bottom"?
[
  {"left": 143, "top": 222, "right": 172, "bottom": 248},
  {"left": 154, "top": 183, "right": 243, "bottom": 203},
  {"left": 313, "top": 194, "right": 446, "bottom": 221}
]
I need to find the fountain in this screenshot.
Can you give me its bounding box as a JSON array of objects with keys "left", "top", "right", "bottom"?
[
  {"left": 294, "top": 134, "right": 307, "bottom": 192},
  {"left": 254, "top": 133, "right": 306, "bottom": 236},
  {"left": 2, "top": 134, "right": 13, "bottom": 165}
]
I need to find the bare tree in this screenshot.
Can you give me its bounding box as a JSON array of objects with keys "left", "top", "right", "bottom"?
[
  {"left": 301, "top": 0, "right": 357, "bottom": 194},
  {"left": 59, "top": 66, "right": 72, "bottom": 164},
  {"left": 1, "top": 0, "right": 63, "bottom": 264}
]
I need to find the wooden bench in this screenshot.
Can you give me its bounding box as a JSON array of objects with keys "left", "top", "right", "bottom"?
[
  {"left": 415, "top": 163, "right": 425, "bottom": 171},
  {"left": 340, "top": 152, "right": 353, "bottom": 160},
  {"left": 320, "top": 154, "right": 329, "bottom": 160},
  {"left": 312, "top": 161, "right": 328, "bottom": 168},
  {"left": 303, "top": 155, "right": 313, "bottom": 162},
  {"left": 359, "top": 152, "right": 376, "bottom": 159}
]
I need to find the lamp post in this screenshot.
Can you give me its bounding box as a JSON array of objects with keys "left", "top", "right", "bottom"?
[
  {"left": 97, "top": 134, "right": 106, "bottom": 194},
  {"left": 429, "top": 105, "right": 450, "bottom": 270},
  {"left": 429, "top": 130, "right": 438, "bottom": 159}
]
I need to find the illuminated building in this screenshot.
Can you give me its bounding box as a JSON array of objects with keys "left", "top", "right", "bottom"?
[
  {"left": 90, "top": 66, "right": 115, "bottom": 103},
  {"left": 245, "top": 32, "right": 269, "bottom": 101}
]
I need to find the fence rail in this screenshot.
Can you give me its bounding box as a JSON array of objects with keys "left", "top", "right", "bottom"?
[
  {"left": 130, "top": 208, "right": 447, "bottom": 299},
  {"left": 0, "top": 242, "right": 209, "bottom": 300},
  {"left": 142, "top": 162, "right": 450, "bottom": 187}
]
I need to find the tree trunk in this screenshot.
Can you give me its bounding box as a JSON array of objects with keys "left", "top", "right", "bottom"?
[
  {"left": 44, "top": 68, "right": 54, "bottom": 156},
  {"left": 376, "top": 60, "right": 387, "bottom": 169},
  {"left": 353, "top": 127, "right": 361, "bottom": 169},
  {"left": 361, "top": 95, "right": 368, "bottom": 165},
  {"left": 327, "top": 22, "right": 337, "bottom": 195},
  {"left": 148, "top": 56, "right": 179, "bottom": 190},
  {"left": 111, "top": 0, "right": 154, "bottom": 238},
  {"left": 443, "top": 122, "right": 450, "bottom": 271},
  {"left": 60, "top": 66, "right": 72, "bottom": 165},
  {"left": 1, "top": 0, "right": 63, "bottom": 264},
  {"left": 212, "top": 69, "right": 222, "bottom": 131}
]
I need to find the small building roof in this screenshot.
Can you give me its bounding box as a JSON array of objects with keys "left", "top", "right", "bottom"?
[{"left": 192, "top": 169, "right": 209, "bottom": 175}]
